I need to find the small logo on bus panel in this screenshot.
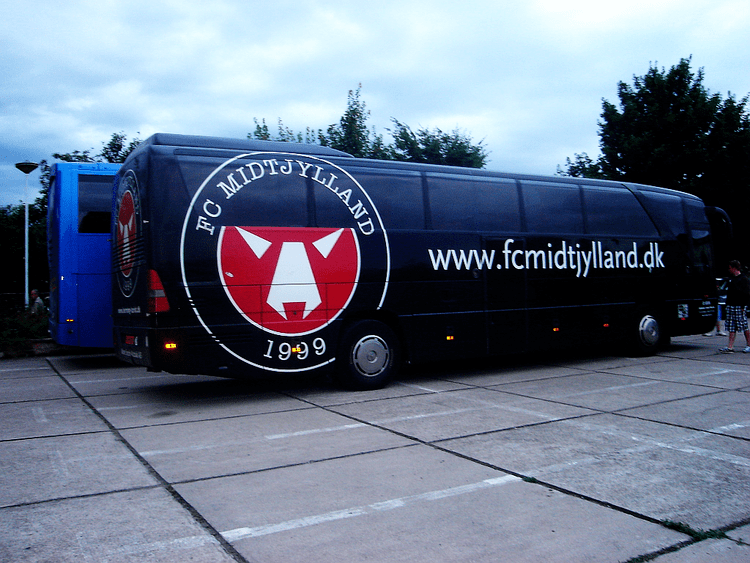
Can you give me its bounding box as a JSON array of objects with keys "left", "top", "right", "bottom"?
[
  {"left": 180, "top": 152, "right": 390, "bottom": 373},
  {"left": 115, "top": 170, "right": 141, "bottom": 298},
  {"left": 118, "top": 191, "right": 136, "bottom": 277}
]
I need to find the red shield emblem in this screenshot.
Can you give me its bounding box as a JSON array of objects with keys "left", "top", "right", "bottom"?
[
  {"left": 218, "top": 226, "right": 360, "bottom": 335},
  {"left": 117, "top": 190, "right": 136, "bottom": 277}
]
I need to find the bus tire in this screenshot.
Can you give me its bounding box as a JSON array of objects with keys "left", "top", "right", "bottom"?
[
  {"left": 632, "top": 309, "right": 663, "bottom": 355},
  {"left": 336, "top": 320, "right": 399, "bottom": 390}
]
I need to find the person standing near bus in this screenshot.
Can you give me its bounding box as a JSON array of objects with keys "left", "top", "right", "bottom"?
[
  {"left": 29, "top": 289, "right": 45, "bottom": 316},
  {"left": 719, "top": 260, "right": 750, "bottom": 353}
]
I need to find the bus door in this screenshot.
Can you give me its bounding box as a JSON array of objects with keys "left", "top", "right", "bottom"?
[{"left": 483, "top": 236, "right": 528, "bottom": 355}]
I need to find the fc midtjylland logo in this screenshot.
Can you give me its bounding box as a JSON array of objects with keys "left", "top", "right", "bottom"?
[
  {"left": 180, "top": 152, "right": 390, "bottom": 373},
  {"left": 115, "top": 170, "right": 141, "bottom": 298},
  {"left": 219, "top": 226, "right": 360, "bottom": 336}
]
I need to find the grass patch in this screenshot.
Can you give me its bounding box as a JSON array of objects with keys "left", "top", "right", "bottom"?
[
  {"left": 661, "top": 520, "right": 728, "bottom": 541},
  {"left": 621, "top": 520, "right": 730, "bottom": 562},
  {"left": 0, "top": 308, "right": 48, "bottom": 357}
]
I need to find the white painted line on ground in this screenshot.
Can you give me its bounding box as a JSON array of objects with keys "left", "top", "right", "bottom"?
[
  {"left": 65, "top": 374, "right": 166, "bottom": 384},
  {"left": 31, "top": 406, "right": 48, "bottom": 424},
  {"left": 140, "top": 422, "right": 370, "bottom": 457},
  {"left": 139, "top": 399, "right": 570, "bottom": 458},
  {"left": 556, "top": 378, "right": 663, "bottom": 399},
  {"left": 75, "top": 530, "right": 221, "bottom": 559},
  {"left": 0, "top": 367, "right": 52, "bottom": 373},
  {"left": 96, "top": 404, "right": 148, "bottom": 411},
  {"left": 525, "top": 418, "right": 750, "bottom": 478},
  {"left": 264, "top": 422, "right": 367, "bottom": 440},
  {"left": 221, "top": 474, "right": 520, "bottom": 542},
  {"left": 396, "top": 381, "right": 444, "bottom": 393}
]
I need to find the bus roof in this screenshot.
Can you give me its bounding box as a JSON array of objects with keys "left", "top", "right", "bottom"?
[
  {"left": 126, "top": 133, "right": 702, "bottom": 203},
  {"left": 128, "top": 133, "right": 354, "bottom": 160}
]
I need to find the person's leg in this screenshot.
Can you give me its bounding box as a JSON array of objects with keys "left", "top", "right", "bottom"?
[{"left": 722, "top": 306, "right": 740, "bottom": 351}]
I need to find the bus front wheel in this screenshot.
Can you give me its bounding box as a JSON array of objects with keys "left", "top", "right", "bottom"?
[{"left": 336, "top": 320, "right": 400, "bottom": 390}]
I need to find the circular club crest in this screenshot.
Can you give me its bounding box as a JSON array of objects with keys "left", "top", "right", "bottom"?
[
  {"left": 115, "top": 170, "right": 141, "bottom": 297},
  {"left": 180, "top": 152, "right": 390, "bottom": 373}
]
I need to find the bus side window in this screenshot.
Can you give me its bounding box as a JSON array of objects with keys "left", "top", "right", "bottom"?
[
  {"left": 317, "top": 168, "right": 424, "bottom": 230},
  {"left": 583, "top": 186, "right": 658, "bottom": 237},
  {"left": 78, "top": 174, "right": 115, "bottom": 233},
  {"left": 684, "top": 198, "right": 710, "bottom": 229},
  {"left": 428, "top": 174, "right": 520, "bottom": 232},
  {"left": 639, "top": 191, "right": 685, "bottom": 236},
  {"left": 684, "top": 198, "right": 713, "bottom": 272},
  {"left": 521, "top": 181, "right": 584, "bottom": 234}
]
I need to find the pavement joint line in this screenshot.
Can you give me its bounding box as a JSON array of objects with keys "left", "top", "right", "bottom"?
[
  {"left": 137, "top": 419, "right": 375, "bottom": 457},
  {"left": 525, "top": 436, "right": 750, "bottom": 477},
  {"left": 429, "top": 441, "right": 673, "bottom": 529},
  {"left": 476, "top": 384, "right": 731, "bottom": 420},
  {"left": 615, "top": 410, "right": 750, "bottom": 442},
  {"left": 535, "top": 376, "right": 712, "bottom": 400},
  {"left": 14, "top": 343, "right": 744, "bottom": 561},
  {"left": 44, "top": 358, "right": 250, "bottom": 563},
  {"left": 132, "top": 400, "right": 555, "bottom": 456},
  {"left": 0, "top": 484, "right": 161, "bottom": 510},
  {"left": 440, "top": 368, "right": 731, "bottom": 407},
  {"left": 286, "top": 395, "right": 680, "bottom": 536},
  {"left": 623, "top": 518, "right": 750, "bottom": 562},
  {"left": 43, "top": 475, "right": 522, "bottom": 558},
  {"left": 429, "top": 412, "right": 604, "bottom": 444},
  {"left": 98, "top": 405, "right": 318, "bottom": 431},
  {"left": 0, "top": 395, "right": 91, "bottom": 406},
  {"left": 0, "top": 366, "right": 54, "bottom": 373},
  {"left": 73, "top": 530, "right": 221, "bottom": 560},
  {"left": 166, "top": 444, "right": 420, "bottom": 487},
  {"left": 279, "top": 396, "right": 601, "bottom": 446},
  {"left": 437, "top": 369, "right": 598, "bottom": 388},
  {"left": 444, "top": 358, "right": 750, "bottom": 393},
  {"left": 613, "top": 366, "right": 750, "bottom": 386},
  {"left": 220, "top": 474, "right": 521, "bottom": 542},
  {"left": 64, "top": 374, "right": 169, "bottom": 384},
  {"left": 0, "top": 429, "right": 110, "bottom": 444},
  {"left": 564, "top": 416, "right": 750, "bottom": 460}
]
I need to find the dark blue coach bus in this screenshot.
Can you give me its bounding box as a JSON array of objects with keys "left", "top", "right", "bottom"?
[
  {"left": 112, "top": 134, "right": 718, "bottom": 388},
  {"left": 48, "top": 162, "right": 121, "bottom": 347}
]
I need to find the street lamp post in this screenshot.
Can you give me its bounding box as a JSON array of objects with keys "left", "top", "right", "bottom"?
[{"left": 15, "top": 161, "right": 39, "bottom": 307}]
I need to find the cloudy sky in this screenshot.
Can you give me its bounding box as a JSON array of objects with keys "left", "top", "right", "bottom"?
[{"left": 1, "top": 0, "right": 749, "bottom": 206}]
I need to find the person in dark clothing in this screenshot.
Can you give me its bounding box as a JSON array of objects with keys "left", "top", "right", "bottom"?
[
  {"left": 29, "top": 289, "right": 45, "bottom": 316},
  {"left": 719, "top": 260, "right": 750, "bottom": 353}
]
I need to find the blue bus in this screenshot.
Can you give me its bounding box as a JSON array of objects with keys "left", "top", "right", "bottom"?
[
  {"left": 111, "top": 134, "right": 721, "bottom": 389},
  {"left": 48, "top": 162, "right": 121, "bottom": 347}
]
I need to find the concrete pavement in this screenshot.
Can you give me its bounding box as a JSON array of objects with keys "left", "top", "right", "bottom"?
[{"left": 0, "top": 334, "right": 749, "bottom": 562}]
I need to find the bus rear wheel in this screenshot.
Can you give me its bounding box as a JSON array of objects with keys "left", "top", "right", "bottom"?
[
  {"left": 632, "top": 309, "right": 664, "bottom": 355},
  {"left": 336, "top": 320, "right": 399, "bottom": 390}
]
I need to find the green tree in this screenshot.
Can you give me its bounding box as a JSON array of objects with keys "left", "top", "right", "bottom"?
[
  {"left": 49, "top": 131, "right": 141, "bottom": 165},
  {"left": 0, "top": 195, "right": 49, "bottom": 306},
  {"left": 249, "top": 118, "right": 320, "bottom": 145},
  {"left": 323, "top": 85, "right": 383, "bottom": 158},
  {"left": 98, "top": 132, "right": 142, "bottom": 163},
  {"left": 250, "top": 85, "right": 487, "bottom": 168},
  {"left": 560, "top": 57, "right": 750, "bottom": 265},
  {"left": 598, "top": 57, "right": 727, "bottom": 195},
  {"left": 389, "top": 119, "right": 488, "bottom": 168},
  {"left": 556, "top": 152, "right": 604, "bottom": 179},
  {"left": 1, "top": 132, "right": 141, "bottom": 303}
]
